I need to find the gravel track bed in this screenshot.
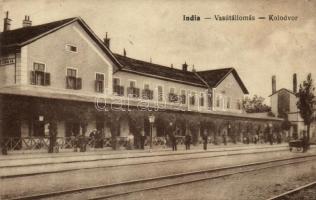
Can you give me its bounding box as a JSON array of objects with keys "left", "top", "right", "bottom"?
[
  {"left": 1, "top": 150, "right": 315, "bottom": 199},
  {"left": 106, "top": 158, "right": 316, "bottom": 200},
  {"left": 276, "top": 184, "right": 316, "bottom": 200}
]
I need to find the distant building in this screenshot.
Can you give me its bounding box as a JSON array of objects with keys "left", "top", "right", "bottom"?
[
  {"left": 269, "top": 74, "right": 316, "bottom": 140},
  {"left": 0, "top": 13, "right": 283, "bottom": 151}
]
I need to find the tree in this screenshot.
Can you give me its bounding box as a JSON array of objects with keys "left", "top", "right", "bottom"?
[
  {"left": 242, "top": 95, "right": 271, "bottom": 113},
  {"left": 296, "top": 73, "right": 315, "bottom": 142}
]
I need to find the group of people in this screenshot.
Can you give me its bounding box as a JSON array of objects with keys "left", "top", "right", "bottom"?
[
  {"left": 70, "top": 133, "right": 87, "bottom": 152},
  {"left": 168, "top": 129, "right": 192, "bottom": 151},
  {"left": 88, "top": 129, "right": 105, "bottom": 148}
]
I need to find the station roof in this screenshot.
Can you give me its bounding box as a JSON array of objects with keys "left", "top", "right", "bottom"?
[{"left": 0, "top": 17, "right": 249, "bottom": 93}]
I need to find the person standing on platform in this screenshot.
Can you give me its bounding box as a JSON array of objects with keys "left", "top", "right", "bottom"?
[
  {"left": 268, "top": 132, "right": 273, "bottom": 145},
  {"left": 185, "top": 132, "right": 191, "bottom": 150},
  {"left": 140, "top": 130, "right": 145, "bottom": 149},
  {"left": 171, "top": 131, "right": 177, "bottom": 151},
  {"left": 100, "top": 128, "right": 105, "bottom": 148},
  {"left": 202, "top": 132, "right": 208, "bottom": 150},
  {"left": 222, "top": 131, "right": 227, "bottom": 145},
  {"left": 48, "top": 122, "right": 58, "bottom": 153}
]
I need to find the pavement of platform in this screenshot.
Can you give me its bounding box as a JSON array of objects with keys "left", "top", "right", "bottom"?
[{"left": 0, "top": 143, "right": 288, "bottom": 160}]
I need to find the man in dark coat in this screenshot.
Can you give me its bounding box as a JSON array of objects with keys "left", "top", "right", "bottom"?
[
  {"left": 185, "top": 133, "right": 191, "bottom": 150},
  {"left": 202, "top": 133, "right": 208, "bottom": 150},
  {"left": 48, "top": 122, "right": 58, "bottom": 153},
  {"left": 171, "top": 132, "right": 177, "bottom": 151}
]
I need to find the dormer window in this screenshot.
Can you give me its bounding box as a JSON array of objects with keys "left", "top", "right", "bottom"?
[{"left": 65, "top": 44, "right": 77, "bottom": 52}]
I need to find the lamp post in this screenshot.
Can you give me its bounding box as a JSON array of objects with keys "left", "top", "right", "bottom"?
[{"left": 148, "top": 114, "right": 155, "bottom": 149}]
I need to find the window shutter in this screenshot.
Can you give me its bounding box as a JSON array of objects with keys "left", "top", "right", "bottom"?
[
  {"left": 44, "top": 73, "right": 50, "bottom": 86},
  {"left": 66, "top": 76, "right": 70, "bottom": 89},
  {"left": 76, "top": 77, "right": 82, "bottom": 90},
  {"left": 136, "top": 88, "right": 140, "bottom": 97},
  {"left": 95, "top": 80, "right": 98, "bottom": 92},
  {"left": 97, "top": 80, "right": 104, "bottom": 93},
  {"left": 30, "top": 71, "right": 36, "bottom": 85}
]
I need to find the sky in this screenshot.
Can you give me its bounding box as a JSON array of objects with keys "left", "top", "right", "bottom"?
[{"left": 1, "top": 0, "right": 315, "bottom": 104}]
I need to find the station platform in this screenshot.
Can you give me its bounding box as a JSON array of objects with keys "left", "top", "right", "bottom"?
[{"left": 0, "top": 143, "right": 288, "bottom": 160}]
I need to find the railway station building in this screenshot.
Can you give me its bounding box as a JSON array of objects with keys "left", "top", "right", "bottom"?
[{"left": 0, "top": 14, "right": 284, "bottom": 152}]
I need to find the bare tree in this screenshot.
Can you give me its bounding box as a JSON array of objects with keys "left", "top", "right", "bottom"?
[{"left": 296, "top": 73, "right": 315, "bottom": 142}]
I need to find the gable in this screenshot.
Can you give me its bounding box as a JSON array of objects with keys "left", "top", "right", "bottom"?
[
  {"left": 24, "top": 21, "right": 116, "bottom": 92},
  {"left": 0, "top": 17, "right": 121, "bottom": 72},
  {"left": 216, "top": 73, "right": 245, "bottom": 95},
  {"left": 197, "top": 68, "right": 249, "bottom": 94}
]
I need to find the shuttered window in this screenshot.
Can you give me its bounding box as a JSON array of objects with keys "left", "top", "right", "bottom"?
[
  {"left": 66, "top": 68, "right": 81, "bottom": 90},
  {"left": 30, "top": 62, "right": 50, "bottom": 86},
  {"left": 95, "top": 73, "right": 105, "bottom": 93},
  {"left": 158, "top": 86, "right": 163, "bottom": 101}
]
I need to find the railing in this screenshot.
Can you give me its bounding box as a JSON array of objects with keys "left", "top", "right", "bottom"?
[
  {"left": 2, "top": 135, "right": 239, "bottom": 151},
  {"left": 1, "top": 136, "right": 176, "bottom": 151},
  {"left": 113, "top": 85, "right": 124, "bottom": 96},
  {"left": 127, "top": 87, "right": 140, "bottom": 98},
  {"left": 2, "top": 137, "right": 114, "bottom": 151}
]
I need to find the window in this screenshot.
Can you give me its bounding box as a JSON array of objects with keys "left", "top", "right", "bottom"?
[
  {"left": 168, "top": 88, "right": 178, "bottom": 102},
  {"left": 190, "top": 92, "right": 196, "bottom": 105},
  {"left": 216, "top": 95, "right": 221, "bottom": 107},
  {"left": 30, "top": 62, "right": 50, "bottom": 86},
  {"left": 66, "top": 68, "right": 81, "bottom": 90},
  {"left": 130, "top": 80, "right": 136, "bottom": 88},
  {"left": 207, "top": 92, "right": 213, "bottom": 109},
  {"left": 65, "top": 44, "right": 77, "bottom": 52},
  {"left": 180, "top": 90, "right": 186, "bottom": 104},
  {"left": 170, "top": 88, "right": 175, "bottom": 94},
  {"left": 158, "top": 86, "right": 163, "bottom": 101},
  {"left": 95, "top": 73, "right": 105, "bottom": 93},
  {"left": 34, "top": 63, "right": 45, "bottom": 72},
  {"left": 67, "top": 68, "right": 77, "bottom": 77},
  {"left": 142, "top": 84, "right": 153, "bottom": 100},
  {"left": 237, "top": 99, "right": 242, "bottom": 110},
  {"left": 200, "top": 93, "right": 204, "bottom": 107},
  {"left": 227, "top": 97, "right": 231, "bottom": 109},
  {"left": 113, "top": 78, "right": 124, "bottom": 96},
  {"left": 127, "top": 80, "right": 139, "bottom": 97},
  {"left": 144, "top": 84, "right": 150, "bottom": 90},
  {"left": 113, "top": 78, "right": 120, "bottom": 86}
]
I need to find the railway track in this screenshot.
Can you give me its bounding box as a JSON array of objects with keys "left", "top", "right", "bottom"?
[
  {"left": 0, "top": 147, "right": 288, "bottom": 179},
  {"left": 5, "top": 154, "right": 316, "bottom": 200},
  {"left": 266, "top": 181, "right": 316, "bottom": 200}
]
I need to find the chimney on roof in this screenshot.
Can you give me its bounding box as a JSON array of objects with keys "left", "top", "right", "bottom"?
[
  {"left": 293, "top": 73, "right": 297, "bottom": 94},
  {"left": 171, "top": 64, "right": 173, "bottom": 68},
  {"left": 182, "top": 62, "right": 188, "bottom": 71},
  {"left": 22, "top": 15, "right": 32, "bottom": 27},
  {"left": 3, "top": 11, "right": 11, "bottom": 32},
  {"left": 272, "top": 75, "right": 276, "bottom": 94},
  {"left": 192, "top": 64, "right": 196, "bottom": 72},
  {"left": 123, "top": 48, "right": 126, "bottom": 57},
  {"left": 103, "top": 32, "right": 110, "bottom": 49}
]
